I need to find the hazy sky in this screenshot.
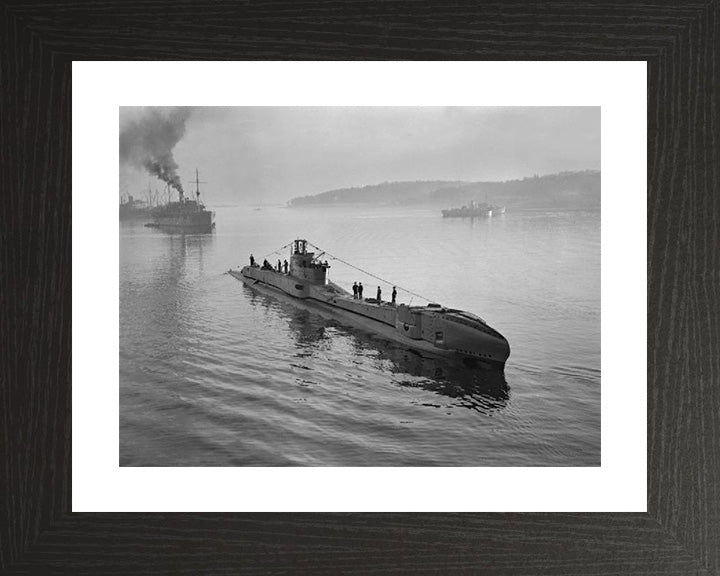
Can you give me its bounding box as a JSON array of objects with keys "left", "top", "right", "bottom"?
[{"left": 119, "top": 107, "right": 600, "bottom": 205}]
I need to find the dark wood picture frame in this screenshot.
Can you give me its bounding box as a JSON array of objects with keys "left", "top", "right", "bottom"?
[{"left": 2, "top": 2, "right": 718, "bottom": 574}]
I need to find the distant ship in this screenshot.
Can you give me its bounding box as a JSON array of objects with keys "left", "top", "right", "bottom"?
[
  {"left": 442, "top": 200, "right": 492, "bottom": 218},
  {"left": 229, "top": 239, "right": 510, "bottom": 367},
  {"left": 119, "top": 193, "right": 152, "bottom": 221},
  {"left": 441, "top": 200, "right": 506, "bottom": 218},
  {"left": 146, "top": 169, "right": 215, "bottom": 232}
]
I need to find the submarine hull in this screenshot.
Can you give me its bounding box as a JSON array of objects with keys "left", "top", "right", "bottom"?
[{"left": 230, "top": 266, "right": 510, "bottom": 367}]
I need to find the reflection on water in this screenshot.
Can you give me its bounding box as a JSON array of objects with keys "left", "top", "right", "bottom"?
[
  {"left": 120, "top": 226, "right": 215, "bottom": 381},
  {"left": 242, "top": 283, "right": 509, "bottom": 415},
  {"left": 121, "top": 206, "right": 599, "bottom": 466}
]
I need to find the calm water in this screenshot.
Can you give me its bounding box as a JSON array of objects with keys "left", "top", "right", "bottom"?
[{"left": 120, "top": 206, "right": 600, "bottom": 466}]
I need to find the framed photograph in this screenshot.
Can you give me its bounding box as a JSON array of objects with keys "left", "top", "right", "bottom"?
[
  {"left": 3, "top": 2, "right": 718, "bottom": 574},
  {"left": 77, "top": 63, "right": 637, "bottom": 515}
]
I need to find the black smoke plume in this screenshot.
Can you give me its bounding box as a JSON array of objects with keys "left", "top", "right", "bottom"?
[{"left": 119, "top": 107, "right": 193, "bottom": 195}]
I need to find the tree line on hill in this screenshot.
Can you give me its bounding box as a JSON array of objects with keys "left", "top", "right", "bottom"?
[{"left": 288, "top": 170, "right": 600, "bottom": 210}]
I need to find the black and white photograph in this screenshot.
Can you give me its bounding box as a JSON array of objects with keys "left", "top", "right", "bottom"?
[{"left": 119, "top": 106, "right": 601, "bottom": 467}]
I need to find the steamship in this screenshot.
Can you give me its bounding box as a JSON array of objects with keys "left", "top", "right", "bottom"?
[
  {"left": 146, "top": 169, "right": 215, "bottom": 232},
  {"left": 229, "top": 239, "right": 510, "bottom": 367}
]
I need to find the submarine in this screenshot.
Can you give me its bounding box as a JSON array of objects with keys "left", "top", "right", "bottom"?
[{"left": 228, "top": 239, "right": 510, "bottom": 367}]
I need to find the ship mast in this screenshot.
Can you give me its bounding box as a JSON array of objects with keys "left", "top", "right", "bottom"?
[{"left": 194, "top": 168, "right": 207, "bottom": 206}]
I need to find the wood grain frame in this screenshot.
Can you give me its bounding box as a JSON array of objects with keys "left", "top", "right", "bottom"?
[{"left": 1, "top": 1, "right": 718, "bottom": 574}]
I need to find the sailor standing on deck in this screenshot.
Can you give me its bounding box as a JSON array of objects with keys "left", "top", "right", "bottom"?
[
  {"left": 283, "top": 260, "right": 288, "bottom": 274},
  {"left": 358, "top": 282, "right": 363, "bottom": 300},
  {"left": 392, "top": 286, "right": 397, "bottom": 304},
  {"left": 352, "top": 282, "right": 358, "bottom": 299},
  {"left": 376, "top": 286, "right": 382, "bottom": 303},
  {"left": 277, "top": 259, "right": 282, "bottom": 272},
  {"left": 249, "top": 254, "right": 255, "bottom": 266}
]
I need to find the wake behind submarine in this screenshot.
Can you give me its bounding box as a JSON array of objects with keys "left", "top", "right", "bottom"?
[{"left": 229, "top": 239, "right": 510, "bottom": 367}]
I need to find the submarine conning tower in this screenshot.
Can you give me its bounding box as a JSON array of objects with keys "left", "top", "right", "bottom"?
[{"left": 290, "top": 239, "right": 330, "bottom": 285}]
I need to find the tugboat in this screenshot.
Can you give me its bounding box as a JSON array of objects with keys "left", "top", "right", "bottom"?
[
  {"left": 146, "top": 169, "right": 215, "bottom": 232},
  {"left": 229, "top": 239, "right": 510, "bottom": 367}
]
